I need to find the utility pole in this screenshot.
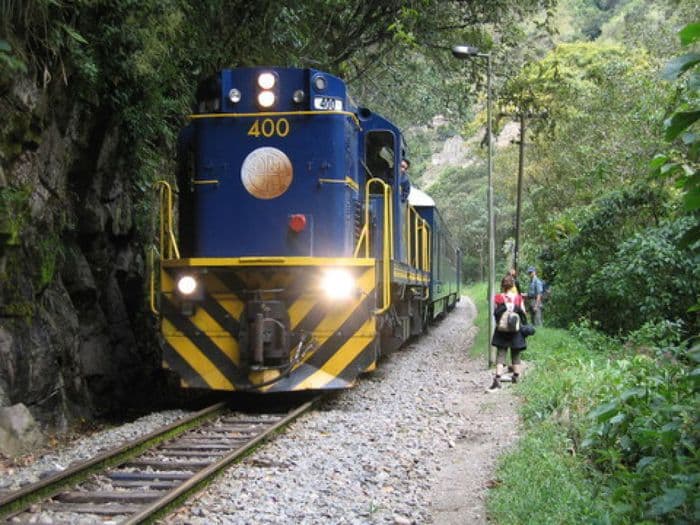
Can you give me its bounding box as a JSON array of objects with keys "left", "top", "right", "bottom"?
[
  {"left": 504, "top": 110, "right": 546, "bottom": 272},
  {"left": 514, "top": 112, "right": 525, "bottom": 273}
]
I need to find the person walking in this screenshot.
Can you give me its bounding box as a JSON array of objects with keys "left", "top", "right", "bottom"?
[
  {"left": 526, "top": 266, "right": 543, "bottom": 326},
  {"left": 508, "top": 267, "right": 522, "bottom": 295},
  {"left": 488, "top": 274, "right": 528, "bottom": 392}
]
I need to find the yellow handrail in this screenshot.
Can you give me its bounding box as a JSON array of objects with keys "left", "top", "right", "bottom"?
[
  {"left": 423, "top": 220, "right": 431, "bottom": 272},
  {"left": 148, "top": 245, "right": 159, "bottom": 315},
  {"left": 155, "top": 181, "right": 181, "bottom": 260},
  {"left": 150, "top": 181, "right": 180, "bottom": 316},
  {"left": 413, "top": 208, "right": 419, "bottom": 267},
  {"left": 362, "top": 178, "right": 392, "bottom": 314}
]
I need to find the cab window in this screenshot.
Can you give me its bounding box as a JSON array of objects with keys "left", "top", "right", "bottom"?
[{"left": 364, "top": 131, "right": 395, "bottom": 192}]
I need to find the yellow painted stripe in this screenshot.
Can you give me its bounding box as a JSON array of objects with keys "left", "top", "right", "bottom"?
[
  {"left": 249, "top": 369, "right": 282, "bottom": 384},
  {"left": 205, "top": 274, "right": 245, "bottom": 319},
  {"left": 393, "top": 269, "right": 430, "bottom": 283},
  {"left": 217, "top": 296, "right": 244, "bottom": 321},
  {"left": 302, "top": 268, "right": 375, "bottom": 361},
  {"left": 191, "top": 304, "right": 227, "bottom": 334},
  {"left": 166, "top": 335, "right": 234, "bottom": 390},
  {"left": 162, "top": 315, "right": 182, "bottom": 337},
  {"left": 163, "top": 257, "right": 375, "bottom": 267},
  {"left": 289, "top": 296, "right": 316, "bottom": 329},
  {"left": 188, "top": 110, "right": 361, "bottom": 129},
  {"left": 295, "top": 319, "right": 375, "bottom": 389},
  {"left": 312, "top": 268, "right": 375, "bottom": 341}
]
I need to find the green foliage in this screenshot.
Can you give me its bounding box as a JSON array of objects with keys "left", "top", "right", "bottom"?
[
  {"left": 35, "top": 232, "right": 62, "bottom": 289},
  {"left": 582, "top": 352, "right": 699, "bottom": 523},
  {"left": 488, "top": 421, "right": 606, "bottom": 524},
  {"left": 584, "top": 216, "right": 699, "bottom": 334},
  {"left": 543, "top": 184, "right": 680, "bottom": 331},
  {"left": 0, "top": 301, "right": 36, "bottom": 319},
  {"left": 0, "top": 186, "right": 30, "bottom": 245},
  {"left": 652, "top": 22, "right": 700, "bottom": 247},
  {"left": 0, "top": 38, "right": 27, "bottom": 80},
  {"left": 489, "top": 323, "right": 700, "bottom": 525}
]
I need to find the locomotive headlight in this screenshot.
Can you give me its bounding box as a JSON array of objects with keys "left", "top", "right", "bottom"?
[
  {"left": 257, "top": 72, "right": 276, "bottom": 89},
  {"left": 176, "top": 275, "right": 198, "bottom": 296},
  {"left": 228, "top": 88, "right": 242, "bottom": 103},
  {"left": 258, "top": 90, "right": 275, "bottom": 108},
  {"left": 321, "top": 269, "right": 356, "bottom": 300}
]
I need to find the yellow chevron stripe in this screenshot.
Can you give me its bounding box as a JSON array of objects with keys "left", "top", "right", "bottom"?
[
  {"left": 304, "top": 267, "right": 375, "bottom": 352},
  {"left": 295, "top": 318, "right": 375, "bottom": 389},
  {"left": 205, "top": 274, "right": 245, "bottom": 320},
  {"left": 165, "top": 333, "right": 234, "bottom": 390},
  {"left": 190, "top": 304, "right": 227, "bottom": 334},
  {"left": 289, "top": 296, "right": 316, "bottom": 329},
  {"left": 162, "top": 307, "right": 182, "bottom": 336},
  {"left": 250, "top": 369, "right": 281, "bottom": 384}
]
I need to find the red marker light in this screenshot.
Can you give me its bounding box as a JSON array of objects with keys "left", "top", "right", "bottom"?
[{"left": 289, "top": 214, "right": 307, "bottom": 233}]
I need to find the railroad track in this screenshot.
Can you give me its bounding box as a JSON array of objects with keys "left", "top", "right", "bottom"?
[{"left": 0, "top": 397, "right": 319, "bottom": 523}]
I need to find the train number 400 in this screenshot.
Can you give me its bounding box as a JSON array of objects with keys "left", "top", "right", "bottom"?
[{"left": 247, "top": 118, "right": 290, "bottom": 138}]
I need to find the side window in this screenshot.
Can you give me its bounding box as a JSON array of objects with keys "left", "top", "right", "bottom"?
[{"left": 364, "top": 131, "right": 395, "bottom": 192}]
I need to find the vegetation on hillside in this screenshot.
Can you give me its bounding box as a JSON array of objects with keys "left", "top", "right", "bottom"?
[{"left": 423, "top": 0, "right": 698, "bottom": 338}]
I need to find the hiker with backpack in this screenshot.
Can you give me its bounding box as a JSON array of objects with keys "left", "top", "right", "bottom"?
[
  {"left": 526, "top": 266, "right": 544, "bottom": 326},
  {"left": 488, "top": 274, "right": 529, "bottom": 392}
]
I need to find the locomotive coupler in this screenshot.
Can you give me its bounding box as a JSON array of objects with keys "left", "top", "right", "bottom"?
[{"left": 239, "top": 300, "right": 293, "bottom": 370}]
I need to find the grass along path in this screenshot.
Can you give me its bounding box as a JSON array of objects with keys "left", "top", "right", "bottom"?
[{"left": 462, "top": 281, "right": 699, "bottom": 524}]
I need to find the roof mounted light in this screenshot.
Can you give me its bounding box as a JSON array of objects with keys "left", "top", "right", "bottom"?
[
  {"left": 258, "top": 72, "right": 276, "bottom": 89},
  {"left": 258, "top": 91, "right": 275, "bottom": 108},
  {"left": 228, "top": 88, "right": 242, "bottom": 103},
  {"left": 313, "top": 75, "right": 327, "bottom": 91}
]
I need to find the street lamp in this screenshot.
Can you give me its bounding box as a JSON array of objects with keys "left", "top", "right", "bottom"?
[{"left": 452, "top": 44, "right": 496, "bottom": 367}]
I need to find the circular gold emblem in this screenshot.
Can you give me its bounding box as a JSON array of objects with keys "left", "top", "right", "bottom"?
[{"left": 240, "top": 147, "right": 293, "bottom": 199}]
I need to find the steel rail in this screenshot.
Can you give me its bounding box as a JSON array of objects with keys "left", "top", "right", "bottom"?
[
  {"left": 0, "top": 397, "right": 321, "bottom": 524},
  {"left": 0, "top": 402, "right": 227, "bottom": 519},
  {"left": 124, "top": 396, "right": 320, "bottom": 524}
]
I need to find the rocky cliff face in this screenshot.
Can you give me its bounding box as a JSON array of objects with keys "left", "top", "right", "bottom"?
[{"left": 0, "top": 71, "right": 163, "bottom": 433}]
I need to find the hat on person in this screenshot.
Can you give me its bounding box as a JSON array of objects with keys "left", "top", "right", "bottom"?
[{"left": 527, "top": 266, "right": 536, "bottom": 274}]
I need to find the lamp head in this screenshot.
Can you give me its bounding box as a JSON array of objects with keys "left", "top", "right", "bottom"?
[{"left": 452, "top": 45, "right": 481, "bottom": 59}]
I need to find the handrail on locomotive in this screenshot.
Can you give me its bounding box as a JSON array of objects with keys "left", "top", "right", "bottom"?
[{"left": 149, "top": 180, "right": 180, "bottom": 315}]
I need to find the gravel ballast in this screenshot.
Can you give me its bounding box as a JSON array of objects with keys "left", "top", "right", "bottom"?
[
  {"left": 0, "top": 410, "right": 188, "bottom": 492},
  {"left": 168, "top": 297, "right": 521, "bottom": 524},
  {"left": 0, "top": 296, "right": 521, "bottom": 524}
]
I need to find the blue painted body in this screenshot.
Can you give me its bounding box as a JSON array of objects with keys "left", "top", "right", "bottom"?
[
  {"left": 162, "top": 66, "right": 463, "bottom": 393},
  {"left": 189, "top": 68, "right": 358, "bottom": 257},
  {"left": 177, "top": 66, "right": 459, "bottom": 296}
]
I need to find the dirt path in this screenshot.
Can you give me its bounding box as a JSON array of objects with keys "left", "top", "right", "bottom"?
[{"left": 429, "top": 296, "right": 520, "bottom": 524}]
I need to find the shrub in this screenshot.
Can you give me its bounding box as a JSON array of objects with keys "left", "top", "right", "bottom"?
[{"left": 584, "top": 216, "right": 699, "bottom": 335}]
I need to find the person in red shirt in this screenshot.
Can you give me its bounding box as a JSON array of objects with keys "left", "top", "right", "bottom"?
[{"left": 488, "top": 274, "right": 528, "bottom": 392}]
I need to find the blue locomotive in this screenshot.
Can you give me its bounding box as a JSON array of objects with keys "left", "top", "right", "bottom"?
[{"left": 151, "top": 67, "right": 461, "bottom": 392}]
